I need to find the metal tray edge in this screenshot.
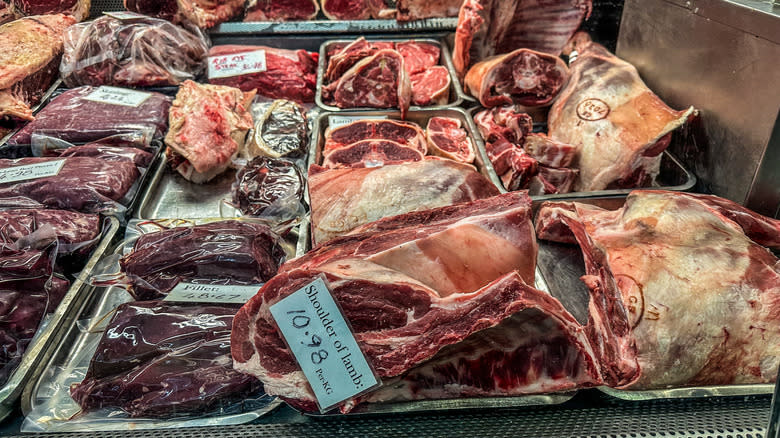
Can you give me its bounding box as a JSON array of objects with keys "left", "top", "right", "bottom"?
[
  {"left": 133, "top": 150, "right": 169, "bottom": 220},
  {"left": 598, "top": 384, "right": 775, "bottom": 401},
  {"left": 210, "top": 18, "right": 458, "bottom": 35}
]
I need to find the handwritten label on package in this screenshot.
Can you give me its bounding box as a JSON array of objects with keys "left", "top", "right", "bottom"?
[
  {"left": 165, "top": 283, "right": 261, "bottom": 304},
  {"left": 208, "top": 50, "right": 267, "bottom": 79},
  {"left": 0, "top": 160, "right": 65, "bottom": 184},
  {"left": 328, "top": 115, "right": 388, "bottom": 128},
  {"left": 84, "top": 86, "right": 152, "bottom": 107},
  {"left": 103, "top": 11, "right": 146, "bottom": 20},
  {"left": 270, "top": 277, "right": 380, "bottom": 412}
]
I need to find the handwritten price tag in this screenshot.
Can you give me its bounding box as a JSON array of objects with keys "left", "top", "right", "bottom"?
[
  {"left": 328, "top": 115, "right": 388, "bottom": 128},
  {"left": 208, "top": 50, "right": 267, "bottom": 79},
  {"left": 84, "top": 86, "right": 152, "bottom": 107},
  {"left": 165, "top": 283, "right": 261, "bottom": 304},
  {"left": 0, "top": 160, "right": 65, "bottom": 184},
  {"left": 270, "top": 277, "right": 380, "bottom": 412}
]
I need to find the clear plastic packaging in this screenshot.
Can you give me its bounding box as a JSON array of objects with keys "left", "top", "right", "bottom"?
[{"left": 229, "top": 156, "right": 306, "bottom": 222}]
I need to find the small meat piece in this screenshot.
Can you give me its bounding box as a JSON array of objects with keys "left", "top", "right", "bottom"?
[
  {"left": 473, "top": 106, "right": 532, "bottom": 144},
  {"left": 537, "top": 165, "right": 578, "bottom": 194},
  {"left": 425, "top": 117, "right": 475, "bottom": 163},
  {"left": 246, "top": 100, "right": 308, "bottom": 159},
  {"left": 208, "top": 45, "right": 318, "bottom": 104},
  {"left": 164, "top": 80, "right": 255, "bottom": 184},
  {"left": 244, "top": 0, "right": 319, "bottom": 21},
  {"left": 231, "top": 156, "right": 304, "bottom": 218},
  {"left": 523, "top": 133, "right": 578, "bottom": 168},
  {"left": 57, "top": 144, "right": 154, "bottom": 167},
  {"left": 323, "top": 139, "right": 424, "bottom": 169},
  {"left": 124, "top": 0, "right": 244, "bottom": 29},
  {"left": 396, "top": 0, "right": 462, "bottom": 21},
  {"left": 321, "top": 0, "right": 392, "bottom": 20},
  {"left": 500, "top": 149, "right": 539, "bottom": 191},
  {"left": 324, "top": 119, "right": 426, "bottom": 155},
  {"left": 410, "top": 66, "right": 451, "bottom": 106},
  {"left": 465, "top": 48, "right": 569, "bottom": 108},
  {"left": 70, "top": 301, "right": 263, "bottom": 418},
  {"left": 120, "top": 221, "right": 286, "bottom": 300},
  {"left": 484, "top": 137, "right": 515, "bottom": 175},
  {"left": 397, "top": 41, "right": 440, "bottom": 75},
  {"left": 325, "top": 38, "right": 379, "bottom": 84}
]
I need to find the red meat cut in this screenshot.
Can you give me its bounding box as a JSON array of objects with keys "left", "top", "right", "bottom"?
[
  {"left": 425, "top": 117, "right": 475, "bottom": 163},
  {"left": 523, "top": 133, "right": 578, "bottom": 168},
  {"left": 124, "top": 0, "right": 244, "bottom": 29},
  {"left": 244, "top": 0, "right": 319, "bottom": 21},
  {"left": 323, "top": 139, "right": 424, "bottom": 169},
  {"left": 410, "top": 67, "right": 451, "bottom": 106},
  {"left": 474, "top": 106, "right": 533, "bottom": 145},
  {"left": 396, "top": 41, "right": 440, "bottom": 75},
  {"left": 321, "top": 0, "right": 393, "bottom": 20},
  {"left": 324, "top": 119, "right": 426, "bottom": 155},
  {"left": 8, "top": 0, "right": 89, "bottom": 20},
  {"left": 396, "top": 0, "right": 463, "bottom": 21}
]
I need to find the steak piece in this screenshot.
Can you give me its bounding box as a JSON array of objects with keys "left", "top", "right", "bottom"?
[
  {"left": 324, "top": 38, "right": 381, "bottom": 84},
  {"left": 536, "top": 191, "right": 780, "bottom": 388},
  {"left": 8, "top": 86, "right": 172, "bottom": 146},
  {"left": 308, "top": 158, "right": 499, "bottom": 244},
  {"left": 549, "top": 40, "right": 695, "bottom": 191},
  {"left": 473, "top": 105, "right": 532, "bottom": 144},
  {"left": 165, "top": 80, "right": 255, "bottom": 184},
  {"left": 464, "top": 48, "right": 569, "bottom": 108},
  {"left": 523, "top": 133, "right": 578, "bottom": 168},
  {"left": 246, "top": 99, "right": 308, "bottom": 159},
  {"left": 322, "top": 49, "right": 412, "bottom": 119},
  {"left": 9, "top": 0, "right": 89, "bottom": 20},
  {"left": 453, "top": 0, "right": 592, "bottom": 78},
  {"left": 396, "top": 0, "right": 462, "bottom": 21},
  {"left": 124, "top": 0, "right": 244, "bottom": 29},
  {"left": 500, "top": 149, "right": 538, "bottom": 191},
  {"left": 323, "top": 139, "right": 424, "bottom": 169},
  {"left": 324, "top": 119, "right": 426, "bottom": 155},
  {"left": 70, "top": 301, "right": 263, "bottom": 418},
  {"left": 425, "top": 117, "right": 475, "bottom": 163},
  {"left": 61, "top": 15, "right": 209, "bottom": 88},
  {"left": 244, "top": 0, "right": 319, "bottom": 21},
  {"left": 321, "top": 0, "right": 392, "bottom": 20},
  {"left": 208, "top": 45, "right": 318, "bottom": 104},
  {"left": 119, "top": 221, "right": 286, "bottom": 300},
  {"left": 231, "top": 156, "right": 304, "bottom": 218},
  {"left": 410, "top": 67, "right": 451, "bottom": 106},
  {"left": 396, "top": 41, "right": 439, "bottom": 75},
  {"left": 0, "top": 14, "right": 76, "bottom": 121}
]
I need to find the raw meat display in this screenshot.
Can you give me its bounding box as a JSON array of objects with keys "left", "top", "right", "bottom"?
[
  {"left": 56, "top": 144, "right": 154, "bottom": 168},
  {"left": 8, "top": 86, "right": 172, "bottom": 146},
  {"left": 535, "top": 190, "right": 780, "bottom": 389},
  {"left": 60, "top": 15, "right": 209, "bottom": 87},
  {"left": 323, "top": 139, "right": 424, "bottom": 169},
  {"left": 321, "top": 0, "right": 393, "bottom": 20},
  {"left": 474, "top": 105, "right": 532, "bottom": 144},
  {"left": 119, "top": 221, "right": 286, "bottom": 300},
  {"left": 0, "top": 208, "right": 100, "bottom": 257},
  {"left": 324, "top": 119, "right": 427, "bottom": 155},
  {"left": 425, "top": 117, "right": 475, "bottom": 163},
  {"left": 70, "top": 301, "right": 263, "bottom": 418},
  {"left": 396, "top": 0, "right": 463, "bottom": 21},
  {"left": 397, "top": 41, "right": 440, "bottom": 75},
  {"left": 523, "top": 133, "right": 578, "bottom": 168},
  {"left": 244, "top": 0, "right": 319, "bottom": 21},
  {"left": 0, "top": 156, "right": 140, "bottom": 213},
  {"left": 453, "top": 0, "right": 592, "bottom": 78},
  {"left": 0, "top": 14, "right": 76, "bottom": 122},
  {"left": 8, "top": 0, "right": 90, "bottom": 21},
  {"left": 324, "top": 38, "right": 394, "bottom": 83},
  {"left": 410, "top": 67, "right": 451, "bottom": 106},
  {"left": 464, "top": 48, "right": 569, "bottom": 108},
  {"left": 164, "top": 80, "right": 255, "bottom": 184},
  {"left": 308, "top": 158, "right": 500, "bottom": 244},
  {"left": 231, "top": 156, "right": 305, "bottom": 218},
  {"left": 208, "top": 45, "right": 318, "bottom": 104},
  {"left": 124, "top": 0, "right": 244, "bottom": 29},
  {"left": 549, "top": 39, "right": 695, "bottom": 191},
  {"left": 246, "top": 99, "right": 309, "bottom": 159}
]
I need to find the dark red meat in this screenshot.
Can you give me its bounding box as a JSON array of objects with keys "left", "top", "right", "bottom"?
[{"left": 323, "top": 139, "right": 424, "bottom": 169}]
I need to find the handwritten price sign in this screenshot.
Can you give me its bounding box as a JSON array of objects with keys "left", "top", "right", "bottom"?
[
  {"left": 269, "top": 277, "right": 380, "bottom": 412},
  {"left": 165, "top": 283, "right": 261, "bottom": 304},
  {"left": 208, "top": 50, "right": 267, "bottom": 79},
  {"left": 0, "top": 160, "right": 65, "bottom": 184}
]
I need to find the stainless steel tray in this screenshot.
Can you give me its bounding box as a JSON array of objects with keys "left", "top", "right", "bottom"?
[
  {"left": 315, "top": 38, "right": 465, "bottom": 112},
  {"left": 211, "top": 18, "right": 457, "bottom": 35},
  {"left": 0, "top": 216, "right": 121, "bottom": 423},
  {"left": 467, "top": 106, "right": 697, "bottom": 200},
  {"left": 0, "top": 79, "right": 63, "bottom": 157}
]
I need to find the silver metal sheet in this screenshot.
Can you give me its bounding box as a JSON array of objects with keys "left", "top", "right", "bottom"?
[
  {"left": 315, "top": 38, "right": 465, "bottom": 112},
  {"left": 212, "top": 18, "right": 458, "bottom": 35},
  {"left": 599, "top": 384, "right": 774, "bottom": 401}
]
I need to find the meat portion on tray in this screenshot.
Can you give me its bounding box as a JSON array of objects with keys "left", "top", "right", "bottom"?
[
  {"left": 321, "top": 0, "right": 393, "bottom": 20},
  {"left": 396, "top": 0, "right": 463, "bottom": 21},
  {"left": 71, "top": 301, "right": 263, "bottom": 418},
  {"left": 0, "top": 208, "right": 100, "bottom": 258},
  {"left": 230, "top": 156, "right": 305, "bottom": 220},
  {"left": 124, "top": 0, "right": 244, "bottom": 29},
  {"left": 245, "top": 0, "right": 319, "bottom": 21},
  {"left": 5, "top": 0, "right": 90, "bottom": 21},
  {"left": 536, "top": 190, "right": 780, "bottom": 389}
]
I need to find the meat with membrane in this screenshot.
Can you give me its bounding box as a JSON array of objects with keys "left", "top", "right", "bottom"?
[
  {"left": 321, "top": 0, "right": 393, "bottom": 20},
  {"left": 535, "top": 190, "right": 780, "bottom": 388},
  {"left": 6, "top": 0, "right": 90, "bottom": 20},
  {"left": 410, "top": 67, "right": 451, "bottom": 106},
  {"left": 124, "top": 0, "right": 244, "bottom": 29},
  {"left": 244, "top": 0, "right": 319, "bottom": 21}
]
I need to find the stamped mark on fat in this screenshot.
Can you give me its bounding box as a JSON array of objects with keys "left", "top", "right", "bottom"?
[
  {"left": 616, "top": 274, "right": 645, "bottom": 329},
  {"left": 576, "top": 98, "right": 610, "bottom": 121}
]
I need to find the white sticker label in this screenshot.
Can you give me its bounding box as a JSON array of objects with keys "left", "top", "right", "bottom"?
[
  {"left": 84, "top": 86, "right": 152, "bottom": 107},
  {"left": 208, "top": 50, "right": 267, "bottom": 79},
  {"left": 328, "top": 115, "right": 388, "bottom": 128},
  {"left": 165, "top": 283, "right": 261, "bottom": 304},
  {"left": 0, "top": 160, "right": 65, "bottom": 184},
  {"left": 270, "top": 277, "right": 380, "bottom": 412},
  {"left": 103, "top": 11, "right": 146, "bottom": 20}
]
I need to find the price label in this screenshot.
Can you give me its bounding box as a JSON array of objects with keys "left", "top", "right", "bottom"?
[
  {"left": 208, "top": 50, "right": 267, "bottom": 79},
  {"left": 328, "top": 115, "right": 388, "bottom": 129},
  {"left": 165, "top": 283, "right": 261, "bottom": 304},
  {"left": 84, "top": 86, "right": 152, "bottom": 107},
  {"left": 270, "top": 277, "right": 380, "bottom": 412},
  {"left": 0, "top": 159, "right": 65, "bottom": 184},
  {"left": 103, "top": 11, "right": 146, "bottom": 20}
]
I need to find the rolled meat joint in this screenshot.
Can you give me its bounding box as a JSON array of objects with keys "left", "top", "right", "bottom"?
[
  {"left": 464, "top": 48, "right": 569, "bottom": 108},
  {"left": 123, "top": 0, "right": 243, "bottom": 29},
  {"left": 0, "top": 14, "right": 76, "bottom": 122},
  {"left": 244, "top": 0, "right": 319, "bottom": 21},
  {"left": 7, "top": 0, "right": 90, "bottom": 21},
  {"left": 548, "top": 38, "right": 695, "bottom": 191},
  {"left": 164, "top": 80, "right": 255, "bottom": 184},
  {"left": 536, "top": 190, "right": 780, "bottom": 389}
]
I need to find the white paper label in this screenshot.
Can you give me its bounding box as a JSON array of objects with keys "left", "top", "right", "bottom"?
[
  {"left": 0, "top": 160, "right": 65, "bottom": 184},
  {"left": 84, "top": 86, "right": 152, "bottom": 107},
  {"left": 103, "top": 11, "right": 146, "bottom": 20},
  {"left": 165, "top": 283, "right": 261, "bottom": 304},
  {"left": 208, "top": 50, "right": 267, "bottom": 79},
  {"left": 328, "top": 115, "right": 388, "bottom": 128},
  {"left": 270, "top": 277, "right": 380, "bottom": 412}
]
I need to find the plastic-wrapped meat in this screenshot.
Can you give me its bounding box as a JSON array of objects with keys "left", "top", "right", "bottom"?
[
  {"left": 70, "top": 301, "right": 263, "bottom": 418},
  {"left": 244, "top": 0, "right": 319, "bottom": 21},
  {"left": 246, "top": 100, "right": 308, "bottom": 159},
  {"left": 231, "top": 156, "right": 304, "bottom": 219},
  {"left": 0, "top": 208, "right": 100, "bottom": 261},
  {"left": 124, "top": 0, "right": 244, "bottom": 29},
  {"left": 57, "top": 144, "right": 155, "bottom": 168},
  {"left": 60, "top": 15, "right": 209, "bottom": 88},
  {"left": 8, "top": 86, "right": 172, "bottom": 146},
  {"left": 120, "top": 221, "right": 286, "bottom": 300},
  {"left": 0, "top": 156, "right": 140, "bottom": 213}
]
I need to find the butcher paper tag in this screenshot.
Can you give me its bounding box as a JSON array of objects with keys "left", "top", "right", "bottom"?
[
  {"left": 208, "top": 50, "right": 268, "bottom": 79},
  {"left": 0, "top": 159, "right": 65, "bottom": 184},
  {"left": 84, "top": 86, "right": 152, "bottom": 107},
  {"left": 329, "top": 115, "right": 388, "bottom": 128},
  {"left": 164, "top": 283, "right": 261, "bottom": 304},
  {"left": 270, "top": 276, "right": 381, "bottom": 413}
]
